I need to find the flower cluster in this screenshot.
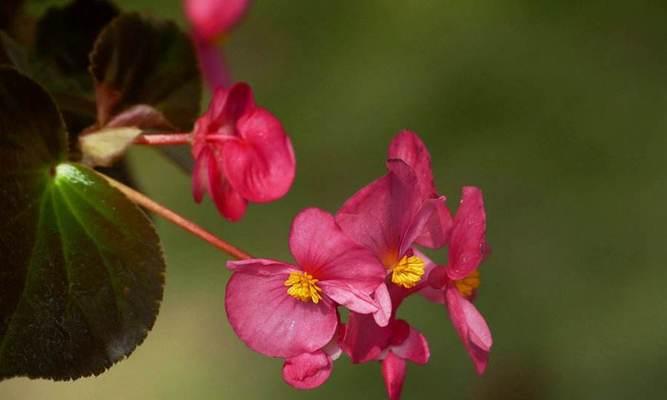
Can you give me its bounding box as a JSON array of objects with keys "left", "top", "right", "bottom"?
[{"left": 225, "top": 131, "right": 492, "bottom": 399}]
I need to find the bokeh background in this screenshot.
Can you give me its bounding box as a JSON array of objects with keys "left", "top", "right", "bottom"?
[{"left": 3, "top": 0, "right": 667, "bottom": 399}]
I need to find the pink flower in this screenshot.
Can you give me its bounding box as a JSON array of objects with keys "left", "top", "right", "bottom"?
[
  {"left": 388, "top": 130, "right": 453, "bottom": 248},
  {"left": 191, "top": 82, "right": 295, "bottom": 221},
  {"left": 185, "top": 0, "right": 250, "bottom": 43},
  {"left": 225, "top": 208, "right": 386, "bottom": 358},
  {"left": 336, "top": 159, "right": 443, "bottom": 325},
  {"left": 427, "top": 187, "right": 493, "bottom": 374},
  {"left": 184, "top": 0, "right": 251, "bottom": 88},
  {"left": 342, "top": 312, "right": 429, "bottom": 400},
  {"left": 282, "top": 326, "right": 344, "bottom": 390}
]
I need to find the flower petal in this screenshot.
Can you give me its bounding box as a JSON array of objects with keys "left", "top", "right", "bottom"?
[
  {"left": 387, "top": 130, "right": 436, "bottom": 199},
  {"left": 225, "top": 271, "right": 337, "bottom": 358},
  {"left": 192, "top": 149, "right": 211, "bottom": 203},
  {"left": 318, "top": 281, "right": 378, "bottom": 314},
  {"left": 381, "top": 352, "right": 407, "bottom": 400},
  {"left": 372, "top": 283, "right": 392, "bottom": 327},
  {"left": 282, "top": 350, "right": 333, "bottom": 390},
  {"left": 336, "top": 160, "right": 422, "bottom": 267},
  {"left": 446, "top": 287, "right": 492, "bottom": 374},
  {"left": 223, "top": 107, "right": 296, "bottom": 202},
  {"left": 447, "top": 186, "right": 487, "bottom": 280},
  {"left": 289, "top": 208, "right": 386, "bottom": 294},
  {"left": 399, "top": 197, "right": 440, "bottom": 256},
  {"left": 414, "top": 197, "right": 453, "bottom": 249},
  {"left": 208, "top": 147, "right": 247, "bottom": 221},
  {"left": 342, "top": 311, "right": 392, "bottom": 363},
  {"left": 209, "top": 82, "right": 255, "bottom": 127},
  {"left": 391, "top": 321, "right": 430, "bottom": 365},
  {"left": 388, "top": 132, "right": 453, "bottom": 249},
  {"left": 226, "top": 259, "right": 296, "bottom": 276},
  {"left": 185, "top": 0, "right": 251, "bottom": 42}
]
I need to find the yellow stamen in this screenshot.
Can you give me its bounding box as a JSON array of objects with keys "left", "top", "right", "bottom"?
[
  {"left": 285, "top": 271, "right": 323, "bottom": 303},
  {"left": 455, "top": 270, "right": 481, "bottom": 298},
  {"left": 391, "top": 255, "right": 425, "bottom": 288}
]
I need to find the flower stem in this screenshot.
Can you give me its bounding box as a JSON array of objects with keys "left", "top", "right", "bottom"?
[
  {"left": 100, "top": 173, "right": 252, "bottom": 260},
  {"left": 134, "top": 133, "right": 192, "bottom": 146}
]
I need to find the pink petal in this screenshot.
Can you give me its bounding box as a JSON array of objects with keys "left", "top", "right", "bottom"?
[
  {"left": 209, "top": 82, "right": 255, "bottom": 127},
  {"left": 192, "top": 146, "right": 247, "bottom": 220},
  {"left": 226, "top": 259, "right": 296, "bottom": 276},
  {"left": 381, "top": 352, "right": 407, "bottom": 400},
  {"left": 192, "top": 149, "right": 211, "bottom": 203},
  {"left": 387, "top": 132, "right": 453, "bottom": 248},
  {"left": 208, "top": 147, "right": 247, "bottom": 221},
  {"left": 223, "top": 107, "right": 296, "bottom": 202},
  {"left": 391, "top": 322, "right": 430, "bottom": 365},
  {"left": 282, "top": 350, "right": 333, "bottom": 390},
  {"left": 184, "top": 0, "right": 251, "bottom": 42},
  {"left": 372, "top": 283, "right": 392, "bottom": 327},
  {"left": 336, "top": 160, "right": 423, "bottom": 267},
  {"left": 225, "top": 271, "right": 338, "bottom": 358},
  {"left": 387, "top": 130, "right": 436, "bottom": 199},
  {"left": 399, "top": 197, "right": 441, "bottom": 256},
  {"left": 446, "top": 287, "right": 492, "bottom": 374},
  {"left": 342, "top": 311, "right": 392, "bottom": 363},
  {"left": 318, "top": 281, "right": 378, "bottom": 314},
  {"left": 447, "top": 186, "right": 487, "bottom": 280},
  {"left": 289, "top": 208, "right": 386, "bottom": 294},
  {"left": 414, "top": 197, "right": 454, "bottom": 249},
  {"left": 193, "top": 34, "right": 231, "bottom": 90}
]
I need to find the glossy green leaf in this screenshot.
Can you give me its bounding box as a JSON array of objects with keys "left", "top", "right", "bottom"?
[
  {"left": 90, "top": 13, "right": 202, "bottom": 130},
  {"left": 0, "top": 67, "right": 165, "bottom": 380}
]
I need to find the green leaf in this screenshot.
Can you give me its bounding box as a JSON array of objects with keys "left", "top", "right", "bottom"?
[
  {"left": 0, "top": 67, "right": 165, "bottom": 380},
  {"left": 90, "top": 13, "right": 202, "bottom": 130},
  {"left": 0, "top": 30, "right": 97, "bottom": 132}
]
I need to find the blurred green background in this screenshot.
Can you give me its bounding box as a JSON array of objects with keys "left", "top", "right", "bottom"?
[{"left": 3, "top": 0, "right": 667, "bottom": 399}]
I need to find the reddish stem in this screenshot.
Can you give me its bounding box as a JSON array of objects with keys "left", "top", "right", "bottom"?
[
  {"left": 134, "top": 133, "right": 192, "bottom": 146},
  {"left": 101, "top": 173, "right": 252, "bottom": 260}
]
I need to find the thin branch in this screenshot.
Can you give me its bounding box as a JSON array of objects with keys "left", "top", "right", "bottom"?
[
  {"left": 100, "top": 173, "right": 252, "bottom": 260},
  {"left": 134, "top": 133, "right": 192, "bottom": 146}
]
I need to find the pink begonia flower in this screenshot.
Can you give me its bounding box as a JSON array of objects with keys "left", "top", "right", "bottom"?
[
  {"left": 336, "top": 159, "right": 442, "bottom": 326},
  {"left": 225, "top": 208, "right": 386, "bottom": 359},
  {"left": 184, "top": 0, "right": 251, "bottom": 88},
  {"left": 427, "top": 186, "right": 493, "bottom": 374},
  {"left": 185, "top": 0, "right": 250, "bottom": 42},
  {"left": 342, "top": 312, "right": 429, "bottom": 400},
  {"left": 282, "top": 326, "right": 344, "bottom": 389},
  {"left": 191, "top": 82, "right": 295, "bottom": 221},
  {"left": 388, "top": 130, "right": 454, "bottom": 248}
]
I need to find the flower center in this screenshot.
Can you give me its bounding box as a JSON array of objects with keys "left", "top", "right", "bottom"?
[
  {"left": 454, "top": 270, "right": 481, "bottom": 297},
  {"left": 391, "top": 255, "right": 425, "bottom": 288},
  {"left": 284, "top": 271, "right": 323, "bottom": 303}
]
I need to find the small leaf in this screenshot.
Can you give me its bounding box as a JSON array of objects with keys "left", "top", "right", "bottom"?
[
  {"left": 79, "top": 127, "right": 141, "bottom": 167},
  {"left": 0, "top": 67, "right": 165, "bottom": 381},
  {"left": 106, "top": 104, "right": 176, "bottom": 130},
  {"left": 90, "top": 13, "right": 202, "bottom": 130}
]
